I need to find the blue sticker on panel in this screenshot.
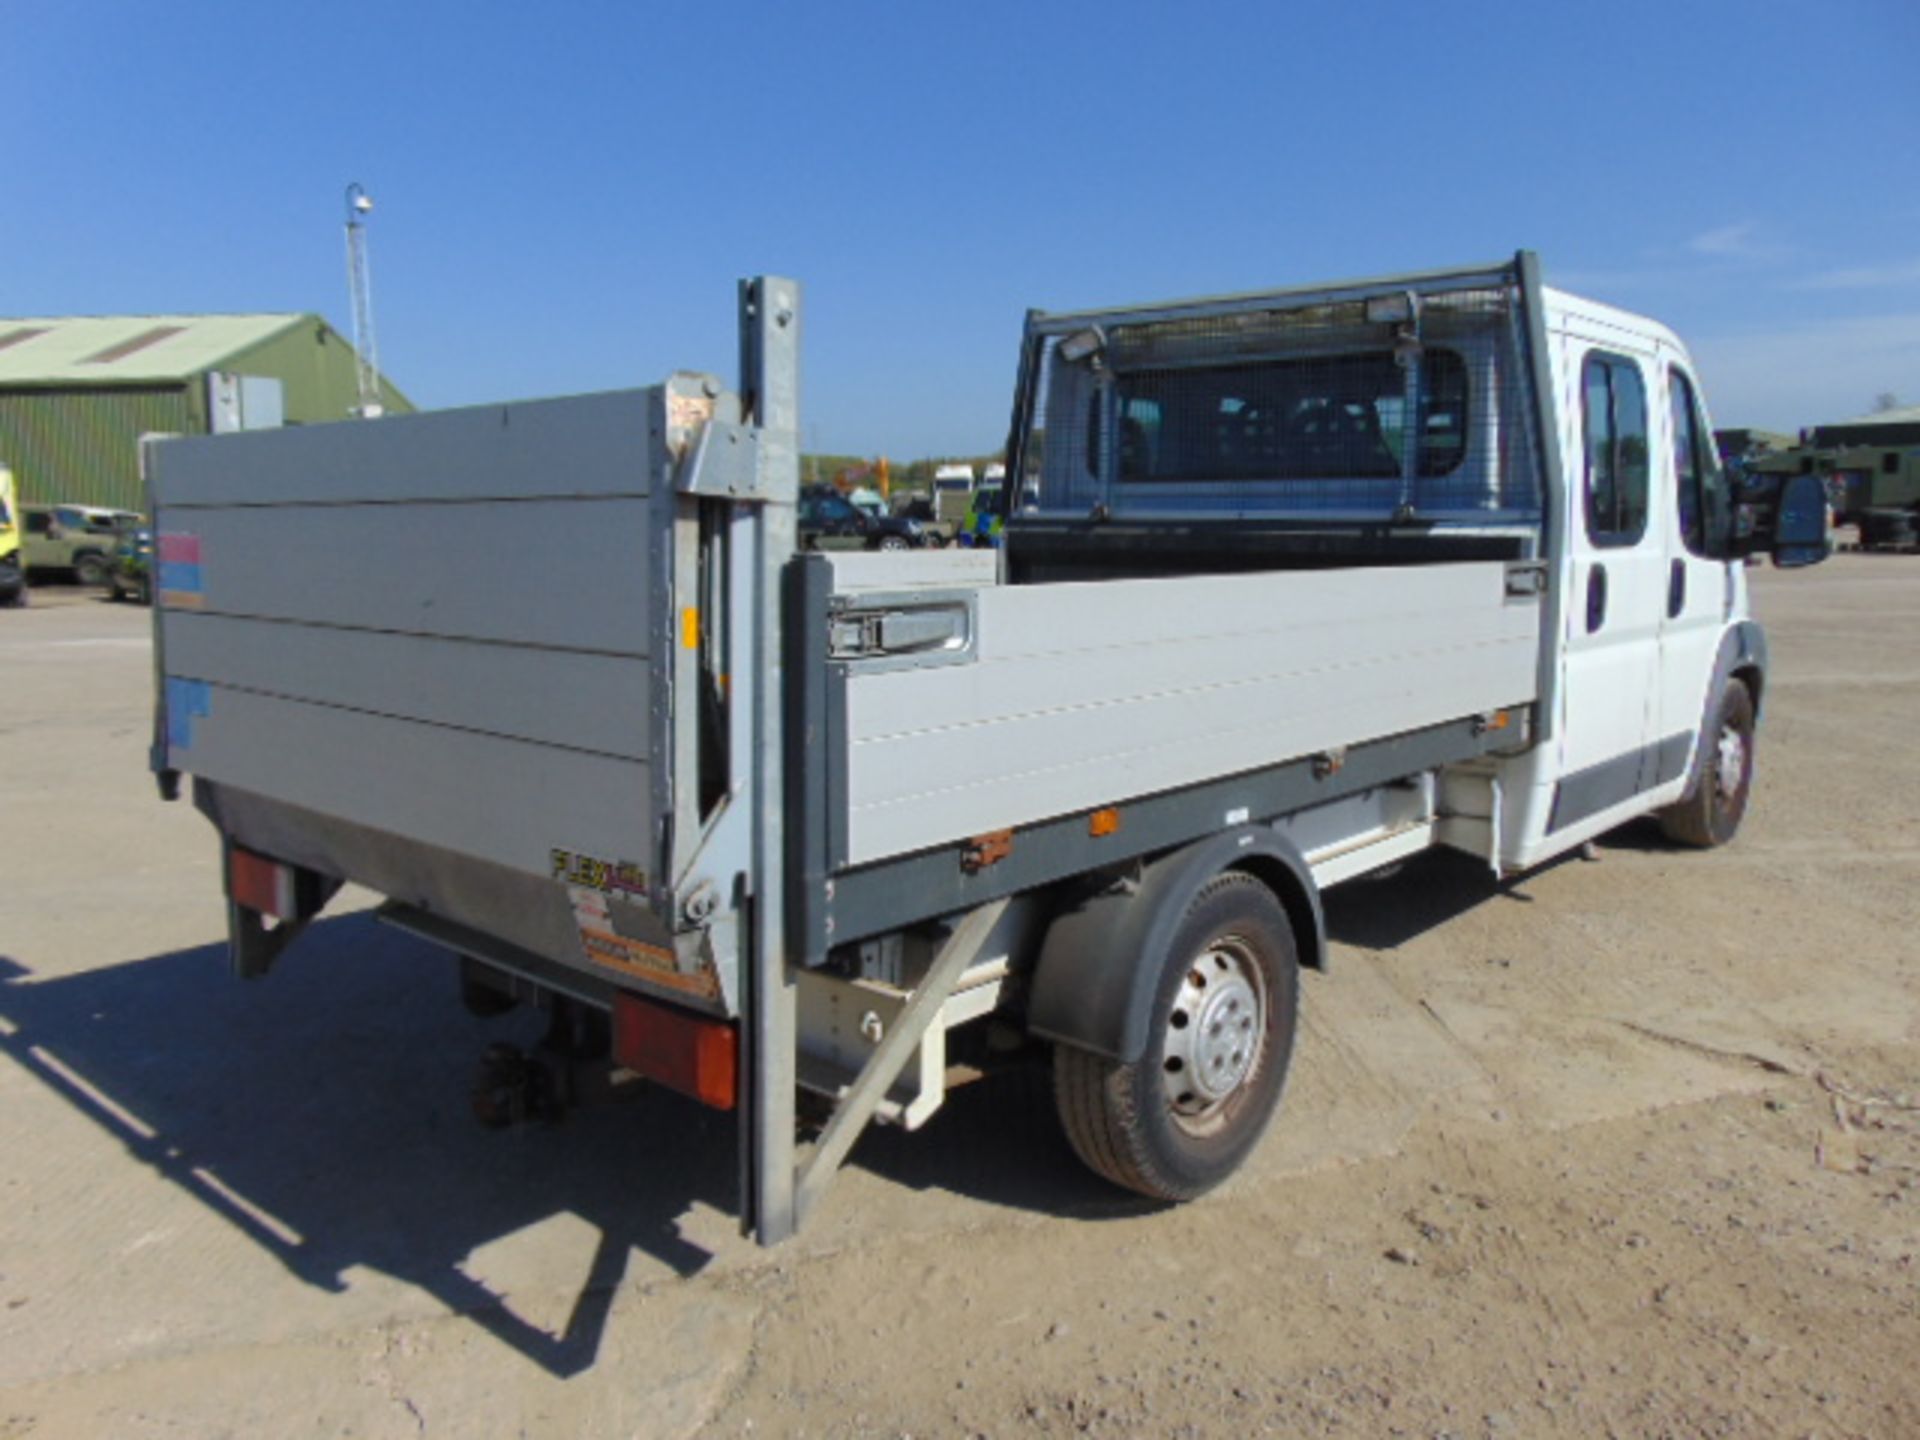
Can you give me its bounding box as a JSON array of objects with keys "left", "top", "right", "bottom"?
[{"left": 165, "top": 678, "right": 212, "bottom": 751}]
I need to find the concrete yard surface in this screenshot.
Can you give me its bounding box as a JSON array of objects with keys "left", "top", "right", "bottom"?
[{"left": 2, "top": 558, "right": 1917, "bottom": 1437}]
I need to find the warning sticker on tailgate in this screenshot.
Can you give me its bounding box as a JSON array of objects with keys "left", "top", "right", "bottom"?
[
  {"left": 564, "top": 886, "right": 718, "bottom": 1001},
  {"left": 552, "top": 847, "right": 717, "bottom": 1001}
]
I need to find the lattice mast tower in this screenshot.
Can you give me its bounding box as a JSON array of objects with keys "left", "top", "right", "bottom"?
[{"left": 343, "top": 182, "right": 383, "bottom": 419}]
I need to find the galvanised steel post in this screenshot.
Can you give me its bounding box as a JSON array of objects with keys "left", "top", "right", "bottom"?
[{"left": 740, "top": 276, "right": 802, "bottom": 1244}]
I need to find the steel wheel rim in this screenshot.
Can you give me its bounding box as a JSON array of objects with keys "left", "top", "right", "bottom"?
[
  {"left": 1161, "top": 934, "right": 1267, "bottom": 1137},
  {"left": 1716, "top": 722, "right": 1747, "bottom": 805}
]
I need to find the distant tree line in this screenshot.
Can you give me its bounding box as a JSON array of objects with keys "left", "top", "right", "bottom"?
[{"left": 803, "top": 451, "right": 1005, "bottom": 493}]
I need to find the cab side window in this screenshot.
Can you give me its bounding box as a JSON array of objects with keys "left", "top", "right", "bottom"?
[
  {"left": 1669, "top": 368, "right": 1731, "bottom": 558},
  {"left": 1581, "top": 352, "right": 1650, "bottom": 547}
]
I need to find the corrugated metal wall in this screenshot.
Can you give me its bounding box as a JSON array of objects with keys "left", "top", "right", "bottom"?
[
  {"left": 221, "top": 319, "right": 412, "bottom": 424},
  {"left": 0, "top": 319, "right": 412, "bottom": 512},
  {"left": 0, "top": 386, "right": 193, "bottom": 512}
]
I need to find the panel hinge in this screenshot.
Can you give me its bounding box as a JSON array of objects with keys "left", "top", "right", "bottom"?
[{"left": 677, "top": 418, "right": 767, "bottom": 500}]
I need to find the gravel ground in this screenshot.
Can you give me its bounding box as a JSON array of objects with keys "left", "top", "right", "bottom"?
[{"left": 1, "top": 556, "right": 1915, "bottom": 1438}]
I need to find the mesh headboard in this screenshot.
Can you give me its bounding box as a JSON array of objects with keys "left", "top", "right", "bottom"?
[{"left": 1016, "top": 276, "right": 1545, "bottom": 526}]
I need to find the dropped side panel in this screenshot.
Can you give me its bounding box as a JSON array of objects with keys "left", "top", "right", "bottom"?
[{"left": 842, "top": 562, "right": 1540, "bottom": 864}]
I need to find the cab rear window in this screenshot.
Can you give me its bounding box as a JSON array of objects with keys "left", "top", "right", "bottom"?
[{"left": 1107, "top": 349, "right": 1469, "bottom": 484}]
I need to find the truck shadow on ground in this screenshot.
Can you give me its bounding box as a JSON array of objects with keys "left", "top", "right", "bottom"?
[
  {"left": 0, "top": 913, "right": 1151, "bottom": 1377},
  {"left": 837, "top": 1059, "right": 1163, "bottom": 1223},
  {"left": 0, "top": 914, "right": 742, "bottom": 1379},
  {"left": 1320, "top": 847, "right": 1524, "bottom": 951}
]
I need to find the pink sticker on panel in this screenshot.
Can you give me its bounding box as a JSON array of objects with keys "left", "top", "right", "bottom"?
[{"left": 158, "top": 532, "right": 202, "bottom": 564}]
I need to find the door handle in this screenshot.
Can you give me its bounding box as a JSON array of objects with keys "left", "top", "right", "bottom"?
[
  {"left": 1585, "top": 564, "right": 1608, "bottom": 633},
  {"left": 1667, "top": 558, "right": 1686, "bottom": 618}
]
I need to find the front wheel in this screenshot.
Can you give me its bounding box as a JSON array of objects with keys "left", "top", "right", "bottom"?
[
  {"left": 1660, "top": 677, "right": 1756, "bottom": 848},
  {"left": 73, "top": 552, "right": 110, "bottom": 587},
  {"left": 1053, "top": 872, "right": 1299, "bottom": 1201},
  {"left": 874, "top": 534, "right": 911, "bottom": 552}
]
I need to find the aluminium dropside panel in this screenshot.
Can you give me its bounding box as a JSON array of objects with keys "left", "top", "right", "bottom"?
[
  {"left": 146, "top": 388, "right": 702, "bottom": 1002},
  {"left": 839, "top": 559, "right": 1542, "bottom": 865}
]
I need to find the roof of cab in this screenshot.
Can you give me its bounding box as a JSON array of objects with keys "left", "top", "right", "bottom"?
[{"left": 1540, "top": 286, "right": 1688, "bottom": 355}]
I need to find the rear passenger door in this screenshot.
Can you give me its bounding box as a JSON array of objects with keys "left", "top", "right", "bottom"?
[{"left": 1552, "top": 341, "right": 1667, "bottom": 833}]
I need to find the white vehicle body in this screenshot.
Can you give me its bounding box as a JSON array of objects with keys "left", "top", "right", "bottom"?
[
  {"left": 932, "top": 462, "right": 977, "bottom": 526},
  {"left": 145, "top": 257, "right": 1822, "bottom": 1244}
]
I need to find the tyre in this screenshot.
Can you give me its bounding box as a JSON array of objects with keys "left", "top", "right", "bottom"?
[
  {"left": 1053, "top": 871, "right": 1300, "bottom": 1201},
  {"left": 73, "top": 551, "right": 109, "bottom": 587},
  {"left": 1860, "top": 509, "right": 1915, "bottom": 551},
  {"left": 875, "top": 534, "right": 911, "bottom": 552},
  {"left": 1659, "top": 677, "right": 1755, "bottom": 848}
]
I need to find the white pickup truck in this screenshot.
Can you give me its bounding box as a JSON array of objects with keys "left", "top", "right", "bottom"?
[{"left": 145, "top": 255, "right": 1829, "bottom": 1242}]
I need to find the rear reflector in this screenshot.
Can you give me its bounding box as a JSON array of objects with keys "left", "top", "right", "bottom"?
[
  {"left": 229, "top": 846, "right": 297, "bottom": 919},
  {"left": 611, "top": 991, "right": 738, "bottom": 1111}
]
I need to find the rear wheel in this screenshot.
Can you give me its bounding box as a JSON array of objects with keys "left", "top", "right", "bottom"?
[
  {"left": 1660, "top": 677, "right": 1755, "bottom": 848},
  {"left": 1053, "top": 872, "right": 1299, "bottom": 1201},
  {"left": 73, "top": 552, "right": 109, "bottom": 587},
  {"left": 875, "top": 533, "right": 910, "bottom": 552}
]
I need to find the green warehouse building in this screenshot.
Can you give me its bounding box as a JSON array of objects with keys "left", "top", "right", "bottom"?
[{"left": 0, "top": 314, "right": 411, "bottom": 513}]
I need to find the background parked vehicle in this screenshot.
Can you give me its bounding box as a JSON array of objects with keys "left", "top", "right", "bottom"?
[
  {"left": 108, "top": 528, "right": 153, "bottom": 603},
  {"left": 798, "top": 483, "right": 931, "bottom": 550},
  {"left": 22, "top": 503, "right": 143, "bottom": 586},
  {"left": 0, "top": 466, "right": 24, "bottom": 607},
  {"left": 931, "top": 463, "right": 976, "bottom": 530}
]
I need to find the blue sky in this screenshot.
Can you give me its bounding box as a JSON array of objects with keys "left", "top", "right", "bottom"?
[{"left": 6, "top": 0, "right": 1917, "bottom": 454}]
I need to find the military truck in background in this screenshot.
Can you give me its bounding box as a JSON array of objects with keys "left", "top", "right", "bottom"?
[
  {"left": 1740, "top": 438, "right": 1920, "bottom": 552},
  {"left": 1828, "top": 445, "right": 1920, "bottom": 550}
]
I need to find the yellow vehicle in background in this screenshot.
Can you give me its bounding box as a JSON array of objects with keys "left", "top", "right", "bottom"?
[{"left": 0, "top": 466, "right": 25, "bottom": 607}]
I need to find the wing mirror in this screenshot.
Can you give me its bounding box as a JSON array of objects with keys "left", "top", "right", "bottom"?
[{"left": 1770, "top": 472, "right": 1832, "bottom": 569}]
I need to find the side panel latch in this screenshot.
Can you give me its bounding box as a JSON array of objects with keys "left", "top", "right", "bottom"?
[{"left": 960, "top": 828, "right": 1015, "bottom": 874}]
